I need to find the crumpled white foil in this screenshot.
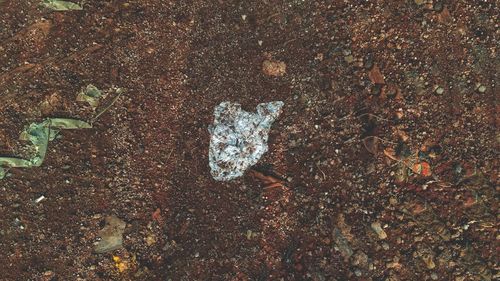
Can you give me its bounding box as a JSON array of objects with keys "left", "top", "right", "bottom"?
[{"left": 208, "top": 101, "right": 284, "bottom": 181}]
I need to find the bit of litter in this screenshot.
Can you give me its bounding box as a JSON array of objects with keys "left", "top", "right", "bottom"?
[
  {"left": 368, "top": 65, "right": 385, "bottom": 85},
  {"left": 20, "top": 118, "right": 92, "bottom": 167},
  {"left": 48, "top": 118, "right": 92, "bottom": 129},
  {"left": 371, "top": 221, "right": 388, "bottom": 240},
  {"left": 422, "top": 255, "right": 436, "bottom": 269},
  {"left": 42, "top": 0, "right": 83, "bottom": 11},
  {"left": 412, "top": 161, "right": 432, "bottom": 177},
  {"left": 0, "top": 118, "right": 92, "bottom": 179},
  {"left": 34, "top": 195, "right": 46, "bottom": 203},
  {"left": 77, "top": 84, "right": 103, "bottom": 109},
  {"left": 0, "top": 84, "right": 122, "bottom": 179},
  {"left": 208, "top": 101, "right": 284, "bottom": 181},
  {"left": 0, "top": 157, "right": 32, "bottom": 168},
  {"left": 95, "top": 215, "right": 126, "bottom": 253},
  {"left": 332, "top": 227, "right": 353, "bottom": 260},
  {"left": 113, "top": 256, "right": 129, "bottom": 272}
]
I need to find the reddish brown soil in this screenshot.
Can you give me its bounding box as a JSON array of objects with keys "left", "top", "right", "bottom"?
[{"left": 0, "top": 1, "right": 498, "bottom": 280}]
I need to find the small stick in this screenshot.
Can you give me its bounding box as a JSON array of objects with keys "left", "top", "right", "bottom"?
[
  {"left": 357, "top": 113, "right": 391, "bottom": 122},
  {"left": 363, "top": 135, "right": 398, "bottom": 144},
  {"left": 91, "top": 89, "right": 124, "bottom": 123}
]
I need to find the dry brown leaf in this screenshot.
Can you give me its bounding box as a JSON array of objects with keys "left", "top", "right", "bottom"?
[
  {"left": 383, "top": 148, "right": 399, "bottom": 161},
  {"left": 437, "top": 6, "right": 452, "bottom": 24},
  {"left": 368, "top": 65, "right": 385, "bottom": 84}
]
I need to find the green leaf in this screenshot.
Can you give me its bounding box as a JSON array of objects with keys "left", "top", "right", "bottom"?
[
  {"left": 42, "top": 0, "right": 83, "bottom": 11},
  {"left": 47, "top": 118, "right": 92, "bottom": 129},
  {"left": 77, "top": 84, "right": 103, "bottom": 109},
  {"left": 20, "top": 122, "right": 51, "bottom": 167},
  {"left": 1, "top": 116, "right": 93, "bottom": 179},
  {"left": 0, "top": 157, "right": 33, "bottom": 168}
]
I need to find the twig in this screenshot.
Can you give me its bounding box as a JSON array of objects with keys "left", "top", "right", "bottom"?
[
  {"left": 363, "top": 135, "right": 398, "bottom": 144},
  {"left": 91, "top": 89, "right": 124, "bottom": 123},
  {"left": 357, "top": 113, "right": 391, "bottom": 122},
  {"left": 166, "top": 148, "right": 174, "bottom": 162}
]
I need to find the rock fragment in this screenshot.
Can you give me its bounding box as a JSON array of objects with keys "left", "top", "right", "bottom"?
[
  {"left": 95, "top": 215, "right": 126, "bottom": 253},
  {"left": 333, "top": 227, "right": 353, "bottom": 260},
  {"left": 371, "top": 221, "right": 387, "bottom": 240},
  {"left": 262, "top": 60, "right": 286, "bottom": 76}
]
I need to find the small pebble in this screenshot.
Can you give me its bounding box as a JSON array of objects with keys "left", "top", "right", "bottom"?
[
  {"left": 422, "top": 255, "right": 436, "bottom": 269},
  {"left": 478, "top": 85, "right": 486, "bottom": 93},
  {"left": 354, "top": 269, "right": 362, "bottom": 277},
  {"left": 364, "top": 56, "right": 374, "bottom": 69},
  {"left": 435, "top": 87, "right": 444, "bottom": 95},
  {"left": 433, "top": 2, "right": 444, "bottom": 12},
  {"left": 262, "top": 60, "right": 286, "bottom": 76},
  {"left": 371, "top": 221, "right": 387, "bottom": 240},
  {"left": 13, "top": 218, "right": 22, "bottom": 227},
  {"left": 34, "top": 195, "right": 46, "bottom": 203}
]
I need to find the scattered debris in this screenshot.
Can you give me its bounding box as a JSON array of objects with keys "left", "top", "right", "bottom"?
[
  {"left": 245, "top": 230, "right": 258, "bottom": 240},
  {"left": 371, "top": 221, "right": 387, "bottom": 240},
  {"left": 368, "top": 65, "right": 385, "bottom": 84},
  {"left": 40, "top": 93, "right": 61, "bottom": 115},
  {"left": 151, "top": 208, "right": 163, "bottom": 225},
  {"left": 434, "top": 86, "right": 444, "bottom": 95},
  {"left": 250, "top": 168, "right": 290, "bottom": 201},
  {"left": 344, "top": 55, "right": 354, "bottom": 64},
  {"left": 262, "top": 59, "right": 286, "bottom": 76},
  {"left": 95, "top": 215, "right": 126, "bottom": 254},
  {"left": 422, "top": 254, "right": 436, "bottom": 269},
  {"left": 412, "top": 161, "right": 432, "bottom": 177},
  {"left": 351, "top": 250, "right": 369, "bottom": 268},
  {"left": 437, "top": 6, "right": 452, "bottom": 23},
  {"left": 113, "top": 256, "right": 128, "bottom": 272},
  {"left": 145, "top": 233, "right": 157, "bottom": 246},
  {"left": 91, "top": 87, "right": 125, "bottom": 122},
  {"left": 476, "top": 83, "right": 487, "bottom": 93},
  {"left": 208, "top": 101, "right": 284, "bottom": 181},
  {"left": 48, "top": 118, "right": 92, "bottom": 129},
  {"left": 0, "top": 85, "right": 122, "bottom": 179},
  {"left": 21, "top": 118, "right": 90, "bottom": 166},
  {"left": 0, "top": 116, "right": 91, "bottom": 179},
  {"left": 332, "top": 227, "right": 353, "bottom": 260},
  {"left": 77, "top": 84, "right": 103, "bottom": 109},
  {"left": 343, "top": 49, "right": 354, "bottom": 64},
  {"left": 41, "top": 0, "right": 83, "bottom": 11},
  {"left": 34, "top": 195, "right": 46, "bottom": 203}
]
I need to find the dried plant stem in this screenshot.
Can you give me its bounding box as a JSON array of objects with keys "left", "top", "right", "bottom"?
[{"left": 92, "top": 89, "right": 124, "bottom": 123}]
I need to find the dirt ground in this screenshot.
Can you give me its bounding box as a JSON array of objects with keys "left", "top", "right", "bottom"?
[{"left": 0, "top": 0, "right": 498, "bottom": 280}]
